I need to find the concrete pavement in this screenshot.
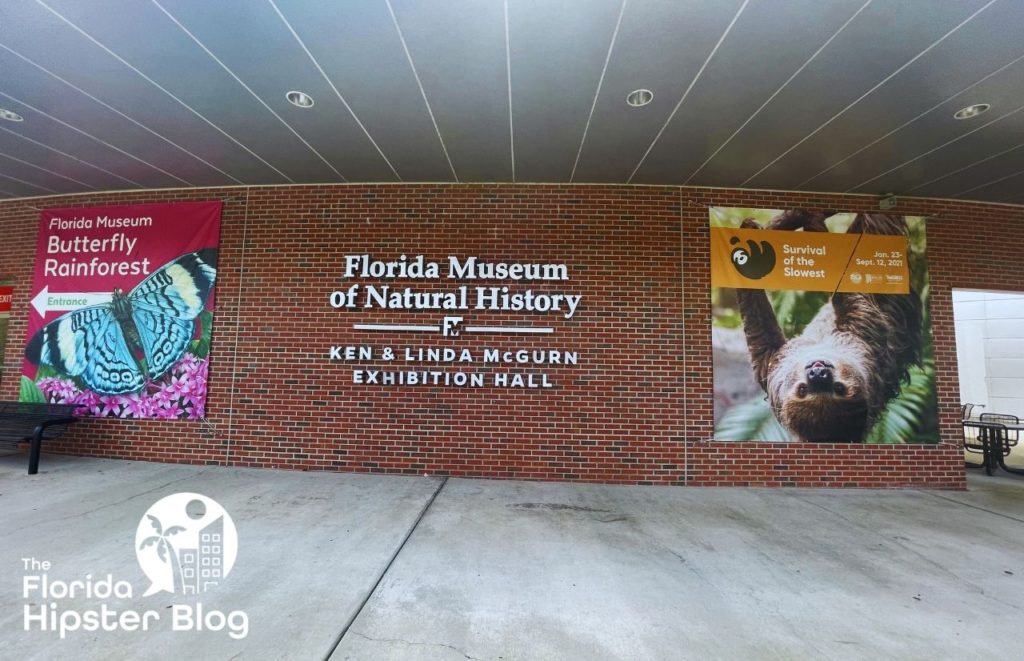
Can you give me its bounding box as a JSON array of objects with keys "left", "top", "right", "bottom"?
[
  {"left": 0, "top": 453, "right": 442, "bottom": 660},
  {"left": 1, "top": 453, "right": 1022, "bottom": 660},
  {"left": 333, "top": 475, "right": 1024, "bottom": 660}
]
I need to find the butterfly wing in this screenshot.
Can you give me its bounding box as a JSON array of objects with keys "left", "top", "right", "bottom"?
[
  {"left": 25, "top": 304, "right": 145, "bottom": 395},
  {"left": 131, "top": 303, "right": 195, "bottom": 380},
  {"left": 128, "top": 249, "right": 217, "bottom": 380},
  {"left": 129, "top": 249, "right": 218, "bottom": 320}
]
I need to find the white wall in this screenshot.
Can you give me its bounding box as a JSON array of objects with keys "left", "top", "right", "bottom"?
[{"left": 953, "top": 289, "right": 1024, "bottom": 418}]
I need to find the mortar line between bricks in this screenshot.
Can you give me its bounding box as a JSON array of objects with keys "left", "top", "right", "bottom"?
[
  {"left": 323, "top": 476, "right": 449, "bottom": 660},
  {"left": 917, "top": 488, "right": 1024, "bottom": 525},
  {"left": 223, "top": 187, "right": 251, "bottom": 469},
  {"left": 680, "top": 188, "right": 688, "bottom": 485}
]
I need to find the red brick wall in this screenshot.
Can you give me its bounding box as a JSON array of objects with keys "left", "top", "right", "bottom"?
[{"left": 2, "top": 184, "right": 1021, "bottom": 488}]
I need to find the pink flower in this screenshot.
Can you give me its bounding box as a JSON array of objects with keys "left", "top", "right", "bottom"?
[
  {"left": 178, "top": 353, "right": 200, "bottom": 373},
  {"left": 122, "top": 393, "right": 151, "bottom": 418},
  {"left": 37, "top": 377, "right": 59, "bottom": 395},
  {"left": 184, "top": 390, "right": 204, "bottom": 410},
  {"left": 36, "top": 377, "right": 82, "bottom": 403},
  {"left": 97, "top": 395, "right": 122, "bottom": 417},
  {"left": 158, "top": 402, "right": 184, "bottom": 419},
  {"left": 167, "top": 373, "right": 192, "bottom": 399},
  {"left": 35, "top": 352, "right": 209, "bottom": 420},
  {"left": 73, "top": 391, "right": 100, "bottom": 410},
  {"left": 152, "top": 385, "right": 177, "bottom": 408}
]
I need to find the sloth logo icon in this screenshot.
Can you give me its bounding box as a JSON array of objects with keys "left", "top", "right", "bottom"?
[{"left": 729, "top": 236, "right": 776, "bottom": 280}]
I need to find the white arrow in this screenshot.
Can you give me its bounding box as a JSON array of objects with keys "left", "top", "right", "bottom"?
[{"left": 32, "top": 285, "right": 112, "bottom": 316}]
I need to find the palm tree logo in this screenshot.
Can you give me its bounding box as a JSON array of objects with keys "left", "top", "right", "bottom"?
[
  {"left": 138, "top": 514, "right": 185, "bottom": 593},
  {"left": 136, "top": 492, "right": 239, "bottom": 597}
]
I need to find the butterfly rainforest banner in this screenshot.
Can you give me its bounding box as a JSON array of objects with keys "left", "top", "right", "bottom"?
[{"left": 21, "top": 201, "right": 222, "bottom": 419}]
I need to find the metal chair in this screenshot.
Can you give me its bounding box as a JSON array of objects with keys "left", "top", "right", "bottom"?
[
  {"left": 961, "top": 402, "right": 986, "bottom": 420},
  {"left": 980, "top": 413, "right": 1019, "bottom": 451},
  {"left": 963, "top": 418, "right": 986, "bottom": 464},
  {"left": 962, "top": 403, "right": 984, "bottom": 461},
  {"left": 980, "top": 412, "right": 1019, "bottom": 433}
]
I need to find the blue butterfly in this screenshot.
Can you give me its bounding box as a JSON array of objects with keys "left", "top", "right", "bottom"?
[{"left": 26, "top": 249, "right": 218, "bottom": 395}]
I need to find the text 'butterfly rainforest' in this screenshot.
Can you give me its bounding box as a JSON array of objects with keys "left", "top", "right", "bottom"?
[{"left": 26, "top": 250, "right": 218, "bottom": 398}]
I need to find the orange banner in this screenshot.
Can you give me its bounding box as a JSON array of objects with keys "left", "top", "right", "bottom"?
[{"left": 710, "top": 227, "right": 910, "bottom": 294}]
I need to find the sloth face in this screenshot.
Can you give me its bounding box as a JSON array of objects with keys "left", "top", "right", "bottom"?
[{"left": 769, "top": 342, "right": 872, "bottom": 442}]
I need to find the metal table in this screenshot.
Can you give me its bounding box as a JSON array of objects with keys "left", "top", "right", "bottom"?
[{"left": 963, "top": 418, "right": 1024, "bottom": 476}]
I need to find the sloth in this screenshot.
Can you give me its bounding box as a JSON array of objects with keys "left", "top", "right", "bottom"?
[{"left": 736, "top": 210, "right": 922, "bottom": 443}]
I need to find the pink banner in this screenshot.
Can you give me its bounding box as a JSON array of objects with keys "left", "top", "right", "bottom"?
[{"left": 21, "top": 201, "right": 222, "bottom": 419}]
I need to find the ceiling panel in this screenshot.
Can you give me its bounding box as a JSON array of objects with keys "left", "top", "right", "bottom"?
[
  {"left": 0, "top": 125, "right": 138, "bottom": 191},
  {"left": 909, "top": 145, "right": 1024, "bottom": 200},
  {"left": 0, "top": 168, "right": 61, "bottom": 197},
  {"left": 271, "top": 0, "right": 452, "bottom": 182},
  {"left": 507, "top": 0, "right": 621, "bottom": 182},
  {"left": 743, "top": 0, "right": 1024, "bottom": 192},
  {"left": 0, "top": 151, "right": 95, "bottom": 194},
  {"left": 0, "top": 91, "right": 182, "bottom": 188},
  {"left": 850, "top": 103, "right": 1024, "bottom": 195},
  {"left": 815, "top": 59, "right": 1024, "bottom": 198},
  {"left": 670, "top": 0, "right": 993, "bottom": 188},
  {"left": 0, "top": 0, "right": 1019, "bottom": 204},
  {"left": 571, "top": 0, "right": 747, "bottom": 183},
  {"left": 799, "top": 57, "right": 1024, "bottom": 195},
  {"left": 627, "top": 0, "right": 867, "bottom": 186},
  {"left": 154, "top": 0, "right": 398, "bottom": 182},
  {"left": 951, "top": 166, "right": 1024, "bottom": 203},
  {"left": 999, "top": 186, "right": 1024, "bottom": 204},
  {"left": 0, "top": 49, "right": 231, "bottom": 187},
  {"left": 389, "top": 0, "right": 511, "bottom": 182},
  {"left": 0, "top": 1, "right": 290, "bottom": 186},
  {"left": 29, "top": 0, "right": 341, "bottom": 183}
]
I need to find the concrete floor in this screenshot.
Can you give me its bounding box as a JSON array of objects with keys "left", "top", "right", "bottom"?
[{"left": 1, "top": 454, "right": 1022, "bottom": 660}]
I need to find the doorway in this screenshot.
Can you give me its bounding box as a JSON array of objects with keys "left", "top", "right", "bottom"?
[{"left": 953, "top": 289, "right": 1024, "bottom": 469}]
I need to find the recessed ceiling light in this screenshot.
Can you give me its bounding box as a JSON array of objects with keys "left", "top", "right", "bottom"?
[
  {"left": 626, "top": 89, "right": 654, "bottom": 108},
  {"left": 0, "top": 108, "right": 24, "bottom": 122},
  {"left": 953, "top": 103, "right": 990, "bottom": 120},
  {"left": 286, "top": 90, "right": 314, "bottom": 108}
]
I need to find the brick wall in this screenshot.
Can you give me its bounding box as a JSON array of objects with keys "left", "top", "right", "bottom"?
[{"left": 3, "top": 184, "right": 1021, "bottom": 488}]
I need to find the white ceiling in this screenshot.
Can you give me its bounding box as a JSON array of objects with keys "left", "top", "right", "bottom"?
[{"left": 0, "top": 0, "right": 1022, "bottom": 203}]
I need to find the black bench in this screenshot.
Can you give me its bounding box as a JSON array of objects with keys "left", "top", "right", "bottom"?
[{"left": 0, "top": 401, "right": 81, "bottom": 475}]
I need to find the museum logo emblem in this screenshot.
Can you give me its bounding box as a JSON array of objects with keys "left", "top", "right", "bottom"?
[{"left": 729, "top": 236, "right": 777, "bottom": 280}]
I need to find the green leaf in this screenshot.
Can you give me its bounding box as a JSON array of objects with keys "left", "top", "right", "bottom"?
[
  {"left": 189, "top": 310, "right": 214, "bottom": 358},
  {"left": 715, "top": 395, "right": 790, "bottom": 441},
  {"left": 20, "top": 376, "right": 46, "bottom": 403},
  {"left": 34, "top": 364, "right": 63, "bottom": 380},
  {"left": 865, "top": 359, "right": 939, "bottom": 444}
]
